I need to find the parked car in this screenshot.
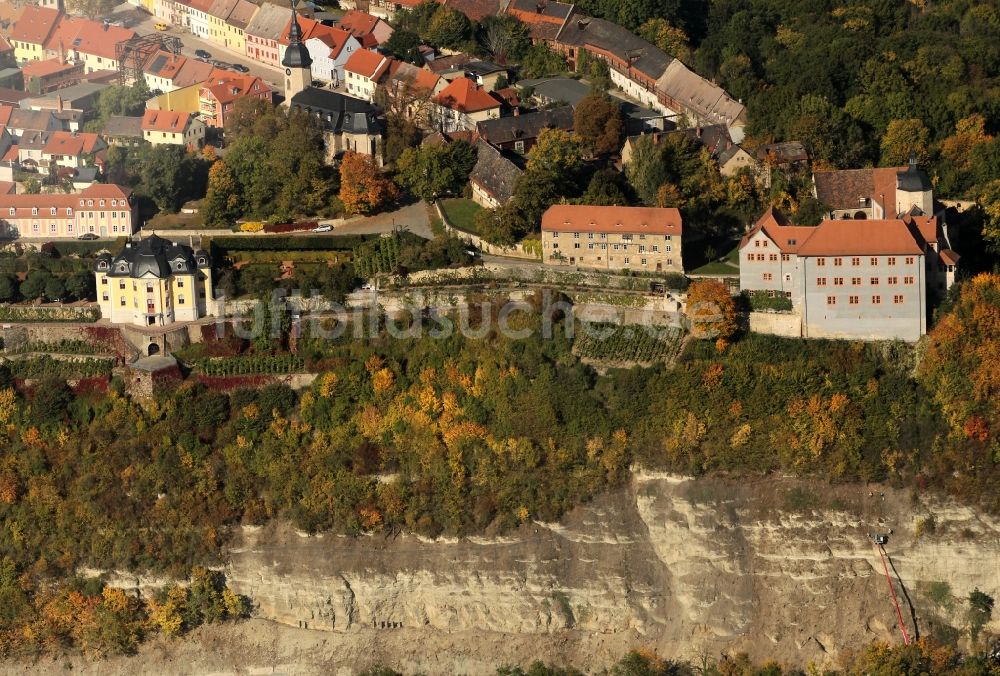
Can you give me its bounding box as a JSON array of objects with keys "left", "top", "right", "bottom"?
[
  {"left": 77, "top": 233, "right": 99, "bottom": 241},
  {"left": 155, "top": 22, "right": 168, "bottom": 31},
  {"left": 313, "top": 224, "right": 332, "bottom": 232},
  {"left": 195, "top": 49, "right": 212, "bottom": 60},
  {"left": 212, "top": 60, "right": 231, "bottom": 69},
  {"left": 231, "top": 63, "right": 250, "bottom": 73}
]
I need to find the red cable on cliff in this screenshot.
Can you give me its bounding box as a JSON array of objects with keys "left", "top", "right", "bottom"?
[{"left": 876, "top": 542, "right": 911, "bottom": 645}]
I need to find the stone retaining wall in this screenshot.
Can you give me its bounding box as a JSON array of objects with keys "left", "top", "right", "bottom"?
[{"left": 435, "top": 202, "right": 540, "bottom": 261}]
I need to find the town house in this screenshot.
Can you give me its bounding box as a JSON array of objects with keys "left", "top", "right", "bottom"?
[{"left": 0, "top": 183, "right": 134, "bottom": 239}]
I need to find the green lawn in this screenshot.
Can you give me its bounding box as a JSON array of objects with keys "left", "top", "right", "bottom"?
[
  {"left": 690, "top": 242, "right": 741, "bottom": 275},
  {"left": 440, "top": 198, "right": 483, "bottom": 235}
]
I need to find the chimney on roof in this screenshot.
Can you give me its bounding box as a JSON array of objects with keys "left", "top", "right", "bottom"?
[{"left": 56, "top": 95, "right": 63, "bottom": 112}]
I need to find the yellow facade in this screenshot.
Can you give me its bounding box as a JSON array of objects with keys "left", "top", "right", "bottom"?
[
  {"left": 95, "top": 236, "right": 214, "bottom": 327},
  {"left": 148, "top": 84, "right": 203, "bottom": 113},
  {"left": 221, "top": 21, "right": 247, "bottom": 53},
  {"left": 12, "top": 39, "right": 45, "bottom": 63}
]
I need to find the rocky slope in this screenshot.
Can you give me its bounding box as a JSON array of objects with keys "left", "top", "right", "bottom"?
[{"left": 204, "top": 473, "right": 1000, "bottom": 672}]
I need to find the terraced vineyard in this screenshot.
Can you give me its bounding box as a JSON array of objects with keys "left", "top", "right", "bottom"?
[{"left": 573, "top": 323, "right": 686, "bottom": 367}]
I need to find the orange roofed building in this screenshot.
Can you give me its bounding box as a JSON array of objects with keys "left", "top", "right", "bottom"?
[
  {"left": 0, "top": 183, "right": 134, "bottom": 239},
  {"left": 198, "top": 73, "right": 273, "bottom": 127},
  {"left": 142, "top": 109, "right": 206, "bottom": 148},
  {"left": 541, "top": 204, "right": 683, "bottom": 273},
  {"left": 432, "top": 76, "right": 502, "bottom": 132}
]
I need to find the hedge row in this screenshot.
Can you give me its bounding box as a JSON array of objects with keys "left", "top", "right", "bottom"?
[
  {"left": 197, "top": 354, "right": 305, "bottom": 376},
  {"left": 208, "top": 234, "right": 377, "bottom": 254},
  {"left": 0, "top": 306, "right": 100, "bottom": 323},
  {"left": 6, "top": 354, "right": 114, "bottom": 379}
]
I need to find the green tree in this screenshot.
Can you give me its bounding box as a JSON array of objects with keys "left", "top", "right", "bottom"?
[
  {"left": 65, "top": 271, "right": 94, "bottom": 301},
  {"left": 0, "top": 274, "right": 17, "bottom": 301},
  {"left": 383, "top": 29, "right": 423, "bottom": 64},
  {"left": 202, "top": 160, "right": 242, "bottom": 227},
  {"left": 573, "top": 93, "right": 624, "bottom": 157},
  {"left": 519, "top": 43, "right": 567, "bottom": 79},
  {"left": 395, "top": 141, "right": 477, "bottom": 201},
  {"left": 626, "top": 134, "right": 668, "bottom": 206},
  {"left": 30, "top": 376, "right": 72, "bottom": 426},
  {"left": 381, "top": 114, "right": 422, "bottom": 167},
  {"left": 97, "top": 81, "right": 151, "bottom": 121},
  {"left": 138, "top": 145, "right": 209, "bottom": 213},
  {"left": 44, "top": 276, "right": 66, "bottom": 302},
  {"left": 19, "top": 270, "right": 51, "bottom": 301},
  {"left": 477, "top": 15, "right": 531, "bottom": 64},
  {"left": 637, "top": 18, "right": 690, "bottom": 59},
  {"left": 968, "top": 588, "right": 994, "bottom": 643},
  {"left": 425, "top": 7, "right": 472, "bottom": 49},
  {"left": 579, "top": 170, "right": 629, "bottom": 206},
  {"left": 880, "top": 118, "right": 930, "bottom": 166},
  {"left": 23, "top": 178, "right": 41, "bottom": 195}
]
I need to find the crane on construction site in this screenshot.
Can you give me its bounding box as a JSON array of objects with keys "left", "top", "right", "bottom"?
[{"left": 871, "top": 533, "right": 911, "bottom": 645}]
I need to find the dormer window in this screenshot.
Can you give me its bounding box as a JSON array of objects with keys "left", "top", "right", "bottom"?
[
  {"left": 197, "top": 257, "right": 206, "bottom": 265},
  {"left": 98, "top": 261, "right": 108, "bottom": 270},
  {"left": 50, "top": 207, "right": 56, "bottom": 216},
  {"left": 99, "top": 200, "right": 105, "bottom": 207},
  {"left": 87, "top": 200, "right": 93, "bottom": 207},
  {"left": 31, "top": 208, "right": 37, "bottom": 216},
  {"left": 7, "top": 208, "right": 13, "bottom": 216},
  {"left": 66, "top": 208, "right": 72, "bottom": 216},
  {"left": 79, "top": 199, "right": 85, "bottom": 206}
]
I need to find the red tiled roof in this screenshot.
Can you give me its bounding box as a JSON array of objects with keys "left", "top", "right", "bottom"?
[
  {"left": 2, "top": 145, "right": 16, "bottom": 162},
  {"left": 42, "top": 131, "right": 103, "bottom": 156},
  {"left": 142, "top": 109, "right": 192, "bottom": 133},
  {"left": 0, "top": 104, "right": 13, "bottom": 127},
  {"left": 387, "top": 60, "right": 440, "bottom": 93},
  {"left": 20, "top": 57, "right": 75, "bottom": 78},
  {"left": 434, "top": 76, "right": 501, "bottom": 113},
  {"left": 46, "top": 15, "right": 136, "bottom": 61},
  {"left": 344, "top": 48, "right": 390, "bottom": 79},
  {"left": 338, "top": 10, "right": 379, "bottom": 37},
  {"left": 0, "top": 35, "right": 12, "bottom": 53},
  {"left": 0, "top": 183, "right": 131, "bottom": 213},
  {"left": 310, "top": 26, "right": 354, "bottom": 58},
  {"left": 542, "top": 204, "right": 682, "bottom": 236},
  {"left": 940, "top": 249, "right": 960, "bottom": 265},
  {"left": 0, "top": 181, "right": 13, "bottom": 195},
  {"left": 795, "top": 219, "right": 923, "bottom": 256},
  {"left": 739, "top": 207, "right": 818, "bottom": 254},
  {"left": 201, "top": 74, "right": 271, "bottom": 105},
  {"left": 10, "top": 6, "right": 61, "bottom": 45}
]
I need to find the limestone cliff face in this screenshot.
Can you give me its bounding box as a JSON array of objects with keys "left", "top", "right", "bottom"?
[{"left": 222, "top": 474, "right": 1000, "bottom": 669}]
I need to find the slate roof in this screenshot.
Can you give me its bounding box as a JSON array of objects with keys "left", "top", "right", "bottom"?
[
  {"left": 897, "top": 156, "right": 933, "bottom": 192},
  {"left": 753, "top": 141, "right": 808, "bottom": 164},
  {"left": 556, "top": 17, "right": 670, "bottom": 80},
  {"left": 813, "top": 167, "right": 904, "bottom": 212},
  {"left": 289, "top": 87, "right": 383, "bottom": 135},
  {"left": 8, "top": 108, "right": 56, "bottom": 131},
  {"left": 654, "top": 60, "right": 745, "bottom": 126},
  {"left": 516, "top": 77, "right": 589, "bottom": 107},
  {"left": 475, "top": 105, "right": 573, "bottom": 145},
  {"left": 103, "top": 234, "right": 204, "bottom": 278},
  {"left": 469, "top": 140, "right": 521, "bottom": 203},
  {"left": 103, "top": 115, "right": 143, "bottom": 138},
  {"left": 245, "top": 3, "right": 290, "bottom": 41}
]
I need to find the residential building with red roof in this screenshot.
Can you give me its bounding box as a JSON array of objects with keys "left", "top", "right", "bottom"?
[
  {"left": 0, "top": 35, "right": 15, "bottom": 69},
  {"left": 9, "top": 6, "right": 61, "bottom": 63},
  {"left": 432, "top": 76, "right": 502, "bottom": 132},
  {"left": 305, "top": 27, "right": 360, "bottom": 85},
  {"left": 41, "top": 130, "right": 106, "bottom": 169},
  {"left": 738, "top": 191, "right": 958, "bottom": 342},
  {"left": 221, "top": 0, "right": 258, "bottom": 54},
  {"left": 0, "top": 183, "right": 135, "bottom": 239},
  {"left": 19, "top": 56, "right": 84, "bottom": 94},
  {"left": 188, "top": 0, "right": 215, "bottom": 41},
  {"left": 42, "top": 14, "right": 136, "bottom": 74},
  {"left": 142, "top": 109, "right": 206, "bottom": 148},
  {"left": 336, "top": 10, "right": 393, "bottom": 49},
  {"left": 541, "top": 204, "right": 683, "bottom": 273},
  {"left": 344, "top": 48, "right": 392, "bottom": 102},
  {"left": 198, "top": 73, "right": 273, "bottom": 127}
]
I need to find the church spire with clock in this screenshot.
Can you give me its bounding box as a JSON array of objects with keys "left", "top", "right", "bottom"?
[{"left": 282, "top": 0, "right": 312, "bottom": 103}]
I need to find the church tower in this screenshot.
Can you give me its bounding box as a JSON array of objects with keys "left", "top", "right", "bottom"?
[{"left": 282, "top": 1, "right": 312, "bottom": 104}]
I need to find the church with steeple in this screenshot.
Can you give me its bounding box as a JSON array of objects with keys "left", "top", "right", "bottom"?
[
  {"left": 282, "top": 0, "right": 385, "bottom": 164},
  {"left": 282, "top": 0, "right": 313, "bottom": 103}
]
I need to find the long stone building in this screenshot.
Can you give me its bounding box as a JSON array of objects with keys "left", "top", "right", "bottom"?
[
  {"left": 0, "top": 184, "right": 135, "bottom": 239},
  {"left": 541, "top": 204, "right": 682, "bottom": 273}
]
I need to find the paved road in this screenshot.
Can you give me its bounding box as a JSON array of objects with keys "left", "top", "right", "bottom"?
[
  {"left": 129, "top": 11, "right": 283, "bottom": 88},
  {"left": 320, "top": 202, "right": 435, "bottom": 240}
]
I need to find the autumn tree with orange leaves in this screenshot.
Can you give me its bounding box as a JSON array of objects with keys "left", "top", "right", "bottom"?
[
  {"left": 338, "top": 152, "right": 399, "bottom": 215},
  {"left": 685, "top": 279, "right": 738, "bottom": 340}
]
